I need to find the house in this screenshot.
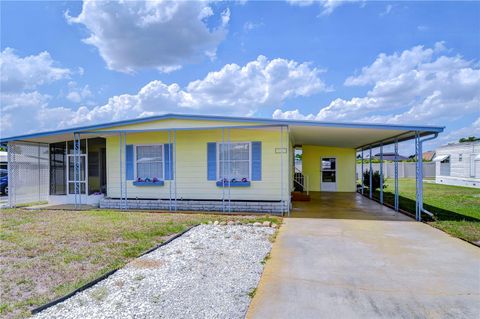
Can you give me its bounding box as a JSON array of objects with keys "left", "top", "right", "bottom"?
[
  {"left": 433, "top": 141, "right": 480, "bottom": 188},
  {"left": 0, "top": 114, "right": 444, "bottom": 214},
  {"left": 372, "top": 152, "right": 409, "bottom": 161},
  {"left": 422, "top": 151, "right": 435, "bottom": 161}
]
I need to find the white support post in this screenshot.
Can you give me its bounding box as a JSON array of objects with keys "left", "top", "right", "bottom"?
[
  {"left": 361, "top": 148, "right": 364, "bottom": 194},
  {"left": 38, "top": 145, "right": 41, "bottom": 202},
  {"left": 119, "top": 132, "right": 123, "bottom": 209},
  {"left": 369, "top": 147, "right": 373, "bottom": 199},
  {"left": 227, "top": 128, "right": 231, "bottom": 213},
  {"left": 221, "top": 128, "right": 225, "bottom": 213},
  {"left": 74, "top": 133, "right": 81, "bottom": 209},
  {"left": 123, "top": 132, "right": 127, "bottom": 209},
  {"left": 415, "top": 131, "right": 423, "bottom": 221},
  {"left": 7, "top": 143, "right": 13, "bottom": 207},
  {"left": 380, "top": 143, "right": 384, "bottom": 204},
  {"left": 280, "top": 126, "right": 285, "bottom": 216},
  {"left": 173, "top": 129, "right": 177, "bottom": 212},
  {"left": 394, "top": 138, "right": 399, "bottom": 212},
  {"left": 168, "top": 129, "right": 172, "bottom": 211}
]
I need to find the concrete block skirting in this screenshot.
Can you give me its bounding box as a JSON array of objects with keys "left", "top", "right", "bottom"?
[{"left": 99, "top": 198, "right": 287, "bottom": 214}]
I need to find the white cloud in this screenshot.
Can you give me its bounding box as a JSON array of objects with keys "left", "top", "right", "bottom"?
[
  {"left": 286, "top": 0, "right": 360, "bottom": 15},
  {"left": 0, "top": 91, "right": 50, "bottom": 112},
  {"left": 0, "top": 91, "right": 52, "bottom": 136},
  {"left": 0, "top": 48, "right": 71, "bottom": 92},
  {"left": 436, "top": 117, "right": 480, "bottom": 145},
  {"left": 0, "top": 49, "right": 82, "bottom": 136},
  {"left": 66, "top": 0, "right": 229, "bottom": 73},
  {"left": 417, "top": 25, "right": 428, "bottom": 32},
  {"left": 2, "top": 55, "right": 327, "bottom": 136},
  {"left": 272, "top": 109, "right": 315, "bottom": 120},
  {"left": 379, "top": 4, "right": 393, "bottom": 16},
  {"left": 243, "top": 21, "right": 264, "bottom": 31},
  {"left": 274, "top": 43, "right": 480, "bottom": 130},
  {"left": 66, "top": 81, "right": 93, "bottom": 103},
  {"left": 62, "top": 56, "right": 325, "bottom": 125}
]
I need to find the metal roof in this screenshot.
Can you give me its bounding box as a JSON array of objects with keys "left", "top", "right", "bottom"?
[
  {"left": 433, "top": 154, "right": 450, "bottom": 162},
  {"left": 0, "top": 113, "right": 444, "bottom": 148}
]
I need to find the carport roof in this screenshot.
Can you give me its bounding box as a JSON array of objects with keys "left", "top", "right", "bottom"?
[{"left": 0, "top": 113, "right": 444, "bottom": 149}]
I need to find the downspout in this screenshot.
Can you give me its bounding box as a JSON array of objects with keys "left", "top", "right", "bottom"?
[{"left": 418, "top": 133, "right": 439, "bottom": 219}]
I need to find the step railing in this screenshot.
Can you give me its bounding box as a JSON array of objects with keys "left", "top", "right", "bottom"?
[{"left": 293, "top": 167, "right": 309, "bottom": 195}]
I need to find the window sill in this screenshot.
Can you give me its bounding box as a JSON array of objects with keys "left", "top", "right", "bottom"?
[
  {"left": 216, "top": 181, "right": 251, "bottom": 187},
  {"left": 133, "top": 181, "right": 165, "bottom": 186}
]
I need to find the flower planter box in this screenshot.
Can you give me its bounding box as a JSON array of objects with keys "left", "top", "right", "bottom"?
[{"left": 133, "top": 181, "right": 165, "bottom": 186}]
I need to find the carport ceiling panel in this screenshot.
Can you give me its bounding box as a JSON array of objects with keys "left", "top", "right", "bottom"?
[{"left": 290, "top": 126, "right": 408, "bottom": 148}]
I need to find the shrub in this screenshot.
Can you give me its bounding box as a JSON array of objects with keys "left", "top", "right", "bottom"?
[{"left": 362, "top": 170, "right": 386, "bottom": 193}]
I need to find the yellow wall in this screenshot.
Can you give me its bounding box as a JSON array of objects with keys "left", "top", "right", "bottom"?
[
  {"left": 302, "top": 145, "right": 356, "bottom": 192},
  {"left": 99, "top": 119, "right": 263, "bottom": 131},
  {"left": 106, "top": 123, "right": 290, "bottom": 201}
]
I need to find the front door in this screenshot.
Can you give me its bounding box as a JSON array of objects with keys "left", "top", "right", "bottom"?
[
  {"left": 321, "top": 157, "right": 337, "bottom": 192},
  {"left": 66, "top": 154, "right": 87, "bottom": 200}
]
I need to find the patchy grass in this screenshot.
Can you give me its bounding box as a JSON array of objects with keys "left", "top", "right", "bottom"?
[
  {"left": 15, "top": 201, "right": 48, "bottom": 208},
  {"left": 0, "top": 209, "right": 281, "bottom": 319},
  {"left": 90, "top": 287, "right": 108, "bottom": 303},
  {"left": 368, "top": 179, "right": 480, "bottom": 243},
  {"left": 261, "top": 252, "right": 271, "bottom": 265},
  {"left": 247, "top": 287, "right": 257, "bottom": 298}
]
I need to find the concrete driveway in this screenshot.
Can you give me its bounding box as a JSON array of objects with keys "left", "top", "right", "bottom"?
[{"left": 247, "top": 193, "right": 480, "bottom": 319}]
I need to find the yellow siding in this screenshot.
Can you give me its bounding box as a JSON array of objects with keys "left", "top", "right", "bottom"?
[
  {"left": 106, "top": 127, "right": 290, "bottom": 201},
  {"left": 302, "top": 145, "right": 356, "bottom": 192},
  {"left": 99, "top": 118, "right": 263, "bottom": 131}
]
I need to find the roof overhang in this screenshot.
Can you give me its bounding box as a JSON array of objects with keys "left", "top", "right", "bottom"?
[
  {"left": 0, "top": 113, "right": 444, "bottom": 148},
  {"left": 433, "top": 154, "right": 450, "bottom": 162},
  {"left": 288, "top": 125, "right": 440, "bottom": 149}
]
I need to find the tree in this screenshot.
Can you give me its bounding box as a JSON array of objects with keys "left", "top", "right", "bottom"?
[
  {"left": 362, "top": 170, "right": 386, "bottom": 193},
  {"left": 459, "top": 136, "right": 479, "bottom": 143}
]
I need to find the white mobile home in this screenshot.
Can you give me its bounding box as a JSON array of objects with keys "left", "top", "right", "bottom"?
[{"left": 434, "top": 141, "right": 480, "bottom": 188}]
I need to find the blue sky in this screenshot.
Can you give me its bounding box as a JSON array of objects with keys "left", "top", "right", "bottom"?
[{"left": 1, "top": 0, "right": 479, "bottom": 152}]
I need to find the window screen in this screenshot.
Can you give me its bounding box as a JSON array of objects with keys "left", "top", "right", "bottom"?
[
  {"left": 136, "top": 145, "right": 163, "bottom": 180},
  {"left": 218, "top": 142, "right": 250, "bottom": 180}
]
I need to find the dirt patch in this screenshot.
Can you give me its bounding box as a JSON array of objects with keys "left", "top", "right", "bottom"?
[{"left": 128, "top": 258, "right": 164, "bottom": 269}]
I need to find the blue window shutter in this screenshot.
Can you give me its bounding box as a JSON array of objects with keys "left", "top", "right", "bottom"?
[
  {"left": 164, "top": 144, "right": 173, "bottom": 180},
  {"left": 252, "top": 141, "right": 262, "bottom": 181},
  {"left": 207, "top": 142, "right": 217, "bottom": 180},
  {"left": 126, "top": 145, "right": 134, "bottom": 180}
]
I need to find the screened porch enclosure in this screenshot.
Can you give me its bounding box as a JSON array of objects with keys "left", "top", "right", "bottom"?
[
  {"left": 49, "top": 138, "right": 107, "bottom": 197},
  {"left": 6, "top": 138, "right": 106, "bottom": 207}
]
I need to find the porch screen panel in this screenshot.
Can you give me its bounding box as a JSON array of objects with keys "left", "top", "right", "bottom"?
[
  {"left": 49, "top": 142, "right": 66, "bottom": 195},
  {"left": 8, "top": 142, "right": 49, "bottom": 206}
]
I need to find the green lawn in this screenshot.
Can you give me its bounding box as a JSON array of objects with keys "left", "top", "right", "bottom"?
[
  {"left": 0, "top": 209, "right": 281, "bottom": 319},
  {"left": 368, "top": 179, "right": 480, "bottom": 243}
]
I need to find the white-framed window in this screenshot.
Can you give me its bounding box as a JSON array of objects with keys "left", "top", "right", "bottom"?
[
  {"left": 217, "top": 142, "right": 251, "bottom": 181},
  {"left": 459, "top": 154, "right": 463, "bottom": 162},
  {"left": 135, "top": 145, "right": 164, "bottom": 180}
]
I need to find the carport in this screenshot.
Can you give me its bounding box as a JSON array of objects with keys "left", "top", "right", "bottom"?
[
  {"left": 289, "top": 122, "right": 444, "bottom": 221},
  {"left": 291, "top": 191, "right": 404, "bottom": 220}
]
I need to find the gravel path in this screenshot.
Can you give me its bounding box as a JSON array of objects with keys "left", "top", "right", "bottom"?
[{"left": 33, "top": 224, "right": 275, "bottom": 319}]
